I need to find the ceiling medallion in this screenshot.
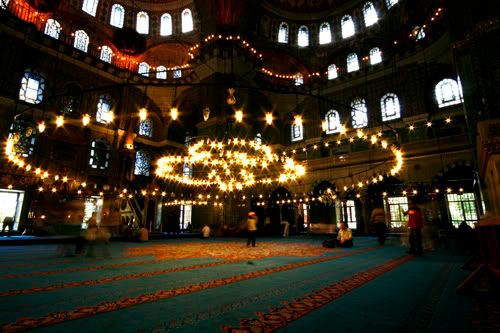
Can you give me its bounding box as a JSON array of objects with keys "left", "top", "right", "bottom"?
[{"left": 155, "top": 138, "right": 306, "bottom": 191}]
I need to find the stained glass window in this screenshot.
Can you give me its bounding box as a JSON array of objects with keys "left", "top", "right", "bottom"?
[
  {"left": 297, "top": 25, "right": 309, "bottom": 47},
  {"left": 82, "top": 0, "right": 98, "bottom": 16},
  {"left": 59, "top": 84, "right": 81, "bottom": 114},
  {"left": 363, "top": 2, "right": 378, "bottom": 27},
  {"left": 255, "top": 133, "right": 262, "bottom": 145},
  {"left": 89, "top": 139, "right": 110, "bottom": 170},
  {"left": 8, "top": 120, "right": 36, "bottom": 157},
  {"left": 44, "top": 19, "right": 61, "bottom": 39},
  {"left": 386, "top": 0, "right": 399, "bottom": 9},
  {"left": 138, "top": 119, "right": 153, "bottom": 137},
  {"left": 370, "top": 47, "right": 382, "bottom": 65},
  {"left": 319, "top": 23, "right": 332, "bottom": 45},
  {"left": 136, "top": 11, "right": 149, "bottom": 34},
  {"left": 110, "top": 4, "right": 125, "bottom": 28},
  {"left": 347, "top": 53, "right": 359, "bottom": 73},
  {"left": 160, "top": 13, "right": 172, "bottom": 36},
  {"left": 96, "top": 95, "right": 113, "bottom": 124},
  {"left": 278, "top": 22, "right": 288, "bottom": 43},
  {"left": 435, "top": 78, "right": 463, "bottom": 108},
  {"left": 341, "top": 15, "right": 355, "bottom": 39},
  {"left": 342, "top": 200, "right": 357, "bottom": 229},
  {"left": 447, "top": 193, "right": 478, "bottom": 227},
  {"left": 0, "top": 0, "right": 10, "bottom": 9},
  {"left": 138, "top": 62, "right": 150, "bottom": 77},
  {"left": 182, "top": 8, "right": 193, "bottom": 33},
  {"left": 291, "top": 123, "right": 303, "bottom": 142},
  {"left": 328, "top": 64, "right": 338, "bottom": 80},
  {"left": 73, "top": 30, "right": 89, "bottom": 52},
  {"left": 134, "top": 150, "right": 151, "bottom": 176},
  {"left": 173, "top": 69, "right": 182, "bottom": 79},
  {"left": 295, "top": 75, "right": 303, "bottom": 86},
  {"left": 100, "top": 45, "right": 113, "bottom": 63},
  {"left": 351, "top": 98, "right": 368, "bottom": 128},
  {"left": 325, "top": 110, "right": 341, "bottom": 134},
  {"left": 156, "top": 66, "right": 167, "bottom": 79},
  {"left": 381, "top": 93, "right": 401, "bottom": 121},
  {"left": 387, "top": 196, "right": 408, "bottom": 228},
  {"left": 19, "top": 69, "right": 45, "bottom": 104}
]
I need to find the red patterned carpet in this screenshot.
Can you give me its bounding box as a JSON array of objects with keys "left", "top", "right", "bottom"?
[{"left": 124, "top": 241, "right": 337, "bottom": 260}]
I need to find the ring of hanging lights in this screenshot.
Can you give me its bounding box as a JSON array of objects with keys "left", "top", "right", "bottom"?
[{"left": 155, "top": 138, "right": 306, "bottom": 191}]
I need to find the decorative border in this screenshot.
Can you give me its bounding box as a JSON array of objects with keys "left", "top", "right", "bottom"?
[
  {"left": 1, "top": 248, "right": 375, "bottom": 332},
  {"left": 223, "top": 255, "right": 413, "bottom": 332}
]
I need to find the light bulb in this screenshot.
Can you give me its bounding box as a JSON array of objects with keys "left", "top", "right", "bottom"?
[
  {"left": 38, "top": 122, "right": 46, "bottom": 133},
  {"left": 82, "top": 114, "right": 90, "bottom": 126},
  {"left": 265, "top": 112, "right": 273, "bottom": 125},
  {"left": 170, "top": 107, "right": 178, "bottom": 120},
  {"left": 56, "top": 116, "right": 64, "bottom": 127},
  {"left": 139, "top": 108, "right": 147, "bottom": 121}
]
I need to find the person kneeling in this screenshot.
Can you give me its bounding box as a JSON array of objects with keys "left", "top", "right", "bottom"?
[{"left": 336, "top": 222, "right": 353, "bottom": 248}]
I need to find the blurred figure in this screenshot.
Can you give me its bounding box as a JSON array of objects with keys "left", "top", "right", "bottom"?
[
  {"left": 2, "top": 216, "right": 14, "bottom": 235},
  {"left": 247, "top": 212, "right": 258, "bottom": 247},
  {"left": 281, "top": 220, "right": 290, "bottom": 238},
  {"left": 138, "top": 224, "right": 149, "bottom": 242},
  {"left": 201, "top": 224, "right": 210, "bottom": 239},
  {"left": 370, "top": 202, "right": 388, "bottom": 245},
  {"left": 336, "top": 222, "right": 353, "bottom": 248},
  {"left": 404, "top": 200, "right": 423, "bottom": 255}
]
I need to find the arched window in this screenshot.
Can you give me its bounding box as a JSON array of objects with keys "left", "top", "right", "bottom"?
[
  {"left": 60, "top": 83, "right": 82, "bottom": 114},
  {"left": 138, "top": 119, "right": 153, "bottom": 137},
  {"left": 341, "top": 15, "right": 355, "bottom": 39},
  {"left": 173, "top": 68, "right": 182, "bottom": 79},
  {"left": 89, "top": 139, "right": 110, "bottom": 170},
  {"left": 96, "top": 95, "right": 113, "bottom": 124},
  {"left": 110, "top": 4, "right": 125, "bottom": 28},
  {"left": 328, "top": 64, "right": 338, "bottom": 80},
  {"left": 19, "top": 69, "right": 45, "bottom": 104},
  {"left": 351, "top": 98, "right": 368, "bottom": 128},
  {"left": 138, "top": 62, "right": 150, "bottom": 76},
  {"left": 156, "top": 65, "right": 167, "bottom": 79},
  {"left": 1, "top": 0, "right": 10, "bottom": 9},
  {"left": 369, "top": 47, "right": 382, "bottom": 65},
  {"left": 181, "top": 8, "right": 193, "bottom": 33},
  {"left": 363, "top": 2, "right": 379, "bottom": 27},
  {"left": 319, "top": 22, "right": 332, "bottom": 45},
  {"left": 255, "top": 133, "right": 262, "bottom": 145},
  {"left": 44, "top": 19, "right": 61, "bottom": 39},
  {"left": 294, "top": 74, "right": 303, "bottom": 86},
  {"left": 8, "top": 120, "right": 36, "bottom": 157},
  {"left": 325, "top": 110, "right": 341, "bottom": 134},
  {"left": 82, "top": 0, "right": 98, "bottom": 16},
  {"left": 100, "top": 45, "right": 113, "bottom": 63},
  {"left": 136, "top": 11, "right": 149, "bottom": 34},
  {"left": 415, "top": 26, "right": 425, "bottom": 40},
  {"left": 73, "top": 30, "right": 89, "bottom": 52},
  {"left": 278, "top": 22, "right": 288, "bottom": 43},
  {"left": 347, "top": 53, "right": 359, "bottom": 73},
  {"left": 435, "top": 78, "right": 463, "bottom": 108},
  {"left": 381, "top": 93, "right": 401, "bottom": 121},
  {"left": 160, "top": 13, "right": 172, "bottom": 36},
  {"left": 386, "top": 0, "right": 399, "bottom": 9},
  {"left": 134, "top": 150, "right": 151, "bottom": 176},
  {"left": 291, "top": 122, "right": 303, "bottom": 142},
  {"left": 297, "top": 25, "right": 309, "bottom": 47}
]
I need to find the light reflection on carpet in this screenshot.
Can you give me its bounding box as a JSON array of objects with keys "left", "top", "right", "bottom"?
[{"left": 124, "top": 242, "right": 335, "bottom": 260}]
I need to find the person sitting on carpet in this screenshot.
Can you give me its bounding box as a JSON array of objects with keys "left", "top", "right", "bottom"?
[
  {"left": 201, "top": 224, "right": 210, "bottom": 239},
  {"left": 138, "top": 224, "right": 149, "bottom": 242},
  {"left": 336, "top": 222, "right": 353, "bottom": 248}
]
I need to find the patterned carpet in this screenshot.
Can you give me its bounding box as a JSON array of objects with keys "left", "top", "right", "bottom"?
[{"left": 0, "top": 237, "right": 474, "bottom": 332}]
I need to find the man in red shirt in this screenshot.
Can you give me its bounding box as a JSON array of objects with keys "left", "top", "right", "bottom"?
[{"left": 404, "top": 200, "right": 423, "bottom": 255}]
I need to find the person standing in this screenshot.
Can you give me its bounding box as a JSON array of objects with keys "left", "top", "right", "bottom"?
[
  {"left": 247, "top": 212, "right": 258, "bottom": 247},
  {"left": 404, "top": 200, "right": 423, "bottom": 255},
  {"left": 370, "top": 202, "right": 388, "bottom": 245}
]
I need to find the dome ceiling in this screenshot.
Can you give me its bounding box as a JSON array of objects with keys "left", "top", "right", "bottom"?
[{"left": 265, "top": 0, "right": 351, "bottom": 13}]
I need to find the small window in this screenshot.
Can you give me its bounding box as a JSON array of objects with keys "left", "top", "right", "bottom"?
[
  {"left": 89, "top": 139, "right": 110, "bottom": 170},
  {"left": 363, "top": 2, "right": 379, "bottom": 27},
  {"left": 341, "top": 15, "right": 355, "bottom": 39},
  {"left": 134, "top": 150, "right": 151, "bottom": 176},
  {"left": 8, "top": 120, "right": 36, "bottom": 157},
  {"left": 181, "top": 8, "right": 193, "bottom": 33},
  {"left": 347, "top": 53, "right": 359, "bottom": 73},
  {"left": 96, "top": 95, "right": 113, "bottom": 124},
  {"left": 73, "top": 30, "right": 89, "bottom": 52},
  {"left": 387, "top": 196, "right": 408, "bottom": 228},
  {"left": 319, "top": 23, "right": 332, "bottom": 45},
  {"left": 156, "top": 66, "right": 167, "bottom": 79},
  {"left": 351, "top": 98, "right": 368, "bottom": 128},
  {"left": 138, "top": 62, "right": 150, "bottom": 77},
  {"left": 138, "top": 119, "right": 153, "bottom": 137},
  {"left": 44, "top": 19, "right": 61, "bottom": 39},
  {"left": 136, "top": 11, "right": 149, "bottom": 34},
  {"left": 291, "top": 116, "right": 303, "bottom": 142},
  {"left": 413, "top": 26, "right": 425, "bottom": 40},
  {"left": 381, "top": 93, "right": 401, "bottom": 121},
  {"left": 294, "top": 75, "right": 303, "bottom": 86},
  {"left": 110, "top": 4, "right": 125, "bottom": 28},
  {"left": 100, "top": 45, "right": 113, "bottom": 63},
  {"left": 173, "top": 69, "right": 182, "bottom": 79},
  {"left": 1, "top": 0, "right": 10, "bottom": 9},
  {"left": 160, "top": 13, "right": 172, "bottom": 36},
  {"left": 325, "top": 110, "right": 341, "bottom": 134},
  {"left": 297, "top": 25, "right": 309, "bottom": 47},
  {"left": 255, "top": 133, "right": 263, "bottom": 145},
  {"left": 435, "top": 78, "right": 463, "bottom": 108},
  {"left": 386, "top": 0, "right": 399, "bottom": 9},
  {"left": 341, "top": 200, "right": 357, "bottom": 229},
  {"left": 447, "top": 193, "right": 478, "bottom": 228},
  {"left": 82, "top": 0, "right": 98, "bottom": 16},
  {"left": 278, "top": 22, "right": 288, "bottom": 43},
  {"left": 19, "top": 69, "right": 45, "bottom": 104},
  {"left": 369, "top": 47, "right": 382, "bottom": 65},
  {"left": 327, "top": 64, "right": 338, "bottom": 80}
]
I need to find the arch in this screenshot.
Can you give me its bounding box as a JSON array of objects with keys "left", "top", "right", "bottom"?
[
  {"left": 181, "top": 8, "right": 193, "bottom": 33},
  {"left": 82, "top": 0, "right": 98, "bottom": 16},
  {"left": 100, "top": 45, "right": 113, "bottom": 63},
  {"left": 369, "top": 47, "right": 382, "bottom": 65},
  {"left": 319, "top": 22, "right": 331, "bottom": 45},
  {"left": 297, "top": 25, "right": 309, "bottom": 47},
  {"left": 381, "top": 93, "right": 401, "bottom": 121},
  {"left": 160, "top": 13, "right": 172, "bottom": 36},
  {"left": 44, "top": 19, "right": 61, "bottom": 39},
  {"left": 347, "top": 53, "right": 359, "bottom": 72},
  {"left": 89, "top": 138, "right": 110, "bottom": 170},
  {"left": 363, "top": 2, "right": 379, "bottom": 27},
  {"left": 351, "top": 97, "right": 368, "bottom": 128},
  {"left": 73, "top": 30, "right": 89, "bottom": 52},
  {"left": 19, "top": 69, "right": 45, "bottom": 105},
  {"left": 341, "top": 15, "right": 355, "bottom": 39},
  {"left": 136, "top": 11, "right": 149, "bottom": 34},
  {"left": 278, "top": 22, "right": 288, "bottom": 43},
  {"left": 435, "top": 78, "right": 463, "bottom": 108},
  {"left": 110, "top": 4, "right": 125, "bottom": 28}
]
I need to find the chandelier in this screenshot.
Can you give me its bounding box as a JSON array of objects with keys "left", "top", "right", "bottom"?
[{"left": 155, "top": 138, "right": 306, "bottom": 191}]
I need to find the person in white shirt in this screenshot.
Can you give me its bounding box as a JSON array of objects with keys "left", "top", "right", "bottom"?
[
  {"left": 336, "top": 222, "right": 353, "bottom": 248},
  {"left": 201, "top": 225, "right": 210, "bottom": 239}
]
